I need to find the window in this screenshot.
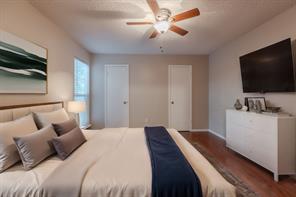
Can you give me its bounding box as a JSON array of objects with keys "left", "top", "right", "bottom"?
[{"left": 74, "top": 58, "right": 90, "bottom": 127}]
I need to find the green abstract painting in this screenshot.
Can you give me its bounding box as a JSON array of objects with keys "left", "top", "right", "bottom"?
[{"left": 0, "top": 30, "right": 47, "bottom": 94}]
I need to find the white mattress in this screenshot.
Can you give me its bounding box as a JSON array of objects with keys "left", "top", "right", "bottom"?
[{"left": 0, "top": 128, "right": 236, "bottom": 197}]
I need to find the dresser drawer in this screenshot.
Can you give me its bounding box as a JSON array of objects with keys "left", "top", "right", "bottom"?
[
  {"left": 247, "top": 130, "right": 277, "bottom": 171},
  {"left": 226, "top": 110, "right": 242, "bottom": 125},
  {"left": 229, "top": 112, "right": 277, "bottom": 135},
  {"left": 246, "top": 115, "right": 277, "bottom": 133},
  {"left": 226, "top": 123, "right": 249, "bottom": 156}
]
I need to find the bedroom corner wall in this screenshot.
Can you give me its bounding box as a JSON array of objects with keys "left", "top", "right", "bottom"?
[
  {"left": 209, "top": 5, "right": 296, "bottom": 137},
  {"left": 91, "top": 54, "right": 209, "bottom": 129},
  {"left": 0, "top": 0, "right": 90, "bottom": 106}
]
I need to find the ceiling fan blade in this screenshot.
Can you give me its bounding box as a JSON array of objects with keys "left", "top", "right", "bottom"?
[
  {"left": 126, "top": 22, "right": 153, "bottom": 25},
  {"left": 149, "top": 30, "right": 159, "bottom": 39},
  {"left": 172, "top": 8, "right": 200, "bottom": 22},
  {"left": 146, "top": 0, "right": 160, "bottom": 16},
  {"left": 169, "top": 25, "right": 189, "bottom": 36}
]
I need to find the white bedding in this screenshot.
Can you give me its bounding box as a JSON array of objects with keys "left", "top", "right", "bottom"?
[{"left": 0, "top": 128, "right": 236, "bottom": 197}]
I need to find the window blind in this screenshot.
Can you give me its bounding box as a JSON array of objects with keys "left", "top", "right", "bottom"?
[{"left": 74, "top": 58, "right": 90, "bottom": 127}]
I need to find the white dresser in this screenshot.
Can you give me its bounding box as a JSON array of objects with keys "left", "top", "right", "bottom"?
[{"left": 226, "top": 109, "right": 296, "bottom": 181}]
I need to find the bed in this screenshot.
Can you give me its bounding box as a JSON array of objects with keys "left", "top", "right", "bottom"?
[{"left": 0, "top": 102, "right": 236, "bottom": 197}]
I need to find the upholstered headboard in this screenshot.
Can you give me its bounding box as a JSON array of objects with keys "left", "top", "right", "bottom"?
[{"left": 0, "top": 101, "right": 64, "bottom": 123}]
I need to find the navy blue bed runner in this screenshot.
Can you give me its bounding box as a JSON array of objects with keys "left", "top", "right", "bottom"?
[{"left": 144, "top": 126, "right": 202, "bottom": 197}]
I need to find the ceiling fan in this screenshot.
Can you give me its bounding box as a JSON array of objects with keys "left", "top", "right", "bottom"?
[{"left": 126, "top": 0, "right": 200, "bottom": 39}]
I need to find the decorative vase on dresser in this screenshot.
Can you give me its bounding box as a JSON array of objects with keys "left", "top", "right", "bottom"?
[
  {"left": 234, "top": 99, "right": 243, "bottom": 110},
  {"left": 226, "top": 109, "right": 296, "bottom": 181}
]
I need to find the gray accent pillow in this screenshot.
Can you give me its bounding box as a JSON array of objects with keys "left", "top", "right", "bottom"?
[
  {"left": 33, "top": 108, "right": 70, "bottom": 129},
  {"left": 0, "top": 114, "right": 38, "bottom": 172},
  {"left": 52, "top": 127, "right": 86, "bottom": 160},
  {"left": 13, "top": 125, "right": 57, "bottom": 170},
  {"left": 52, "top": 119, "right": 78, "bottom": 136}
]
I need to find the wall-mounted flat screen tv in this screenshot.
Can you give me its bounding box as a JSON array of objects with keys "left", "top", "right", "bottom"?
[{"left": 240, "top": 38, "right": 295, "bottom": 93}]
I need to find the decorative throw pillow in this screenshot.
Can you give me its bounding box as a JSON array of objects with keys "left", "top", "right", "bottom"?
[
  {"left": 52, "top": 127, "right": 86, "bottom": 160},
  {"left": 52, "top": 119, "right": 78, "bottom": 136},
  {"left": 13, "top": 125, "right": 57, "bottom": 170},
  {"left": 0, "top": 114, "right": 38, "bottom": 172},
  {"left": 33, "top": 108, "right": 69, "bottom": 129}
]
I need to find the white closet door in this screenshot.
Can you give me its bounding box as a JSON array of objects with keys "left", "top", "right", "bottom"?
[
  {"left": 169, "top": 65, "right": 192, "bottom": 131},
  {"left": 105, "top": 65, "right": 129, "bottom": 128}
]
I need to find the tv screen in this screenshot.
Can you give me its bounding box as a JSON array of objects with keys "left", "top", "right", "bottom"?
[{"left": 240, "top": 38, "right": 295, "bottom": 93}]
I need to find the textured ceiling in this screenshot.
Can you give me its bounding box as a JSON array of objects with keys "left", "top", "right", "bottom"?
[{"left": 30, "top": 0, "right": 296, "bottom": 54}]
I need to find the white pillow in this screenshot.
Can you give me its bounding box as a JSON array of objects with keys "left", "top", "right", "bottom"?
[
  {"left": 0, "top": 114, "right": 38, "bottom": 172},
  {"left": 34, "top": 108, "right": 70, "bottom": 129}
]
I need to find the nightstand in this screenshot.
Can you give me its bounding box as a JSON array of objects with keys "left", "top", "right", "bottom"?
[{"left": 80, "top": 124, "right": 92, "bottom": 130}]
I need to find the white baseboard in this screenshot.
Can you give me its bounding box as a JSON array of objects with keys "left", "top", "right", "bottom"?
[
  {"left": 208, "top": 129, "right": 226, "bottom": 140},
  {"left": 189, "top": 129, "right": 226, "bottom": 140},
  {"left": 190, "top": 129, "right": 209, "bottom": 132}
]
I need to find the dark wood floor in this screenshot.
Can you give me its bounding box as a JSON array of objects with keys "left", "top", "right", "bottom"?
[{"left": 181, "top": 132, "right": 296, "bottom": 197}]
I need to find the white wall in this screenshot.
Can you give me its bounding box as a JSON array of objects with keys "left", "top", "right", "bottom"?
[
  {"left": 0, "top": 0, "right": 90, "bottom": 106},
  {"left": 91, "top": 54, "right": 209, "bottom": 129},
  {"left": 209, "top": 6, "right": 296, "bottom": 137}
]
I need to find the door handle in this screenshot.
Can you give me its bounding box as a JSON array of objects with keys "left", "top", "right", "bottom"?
[
  {"left": 123, "top": 101, "right": 128, "bottom": 104},
  {"left": 171, "top": 101, "right": 174, "bottom": 104}
]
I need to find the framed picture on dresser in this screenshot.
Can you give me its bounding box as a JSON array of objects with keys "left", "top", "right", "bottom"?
[
  {"left": 245, "top": 97, "right": 267, "bottom": 111},
  {"left": 0, "top": 29, "right": 48, "bottom": 94}
]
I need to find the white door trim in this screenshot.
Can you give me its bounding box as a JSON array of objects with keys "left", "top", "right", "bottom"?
[
  {"left": 168, "top": 65, "right": 192, "bottom": 130},
  {"left": 104, "top": 64, "right": 129, "bottom": 128}
]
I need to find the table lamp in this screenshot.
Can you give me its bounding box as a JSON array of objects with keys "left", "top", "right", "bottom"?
[{"left": 67, "top": 101, "right": 86, "bottom": 126}]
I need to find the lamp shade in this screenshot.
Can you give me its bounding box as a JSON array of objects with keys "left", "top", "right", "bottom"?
[{"left": 68, "top": 101, "right": 86, "bottom": 113}]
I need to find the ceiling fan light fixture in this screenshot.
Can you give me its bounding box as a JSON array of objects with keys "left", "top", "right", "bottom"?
[
  {"left": 126, "top": 0, "right": 200, "bottom": 39},
  {"left": 153, "top": 20, "right": 171, "bottom": 34}
]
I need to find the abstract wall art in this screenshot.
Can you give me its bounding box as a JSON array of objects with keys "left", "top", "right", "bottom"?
[{"left": 0, "top": 29, "right": 47, "bottom": 94}]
